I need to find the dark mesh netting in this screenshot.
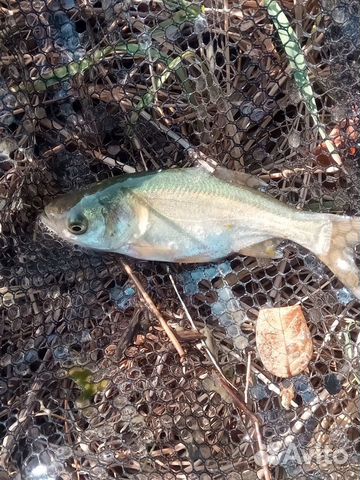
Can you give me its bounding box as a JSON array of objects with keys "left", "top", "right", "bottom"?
[{"left": 0, "top": 0, "right": 360, "bottom": 479}]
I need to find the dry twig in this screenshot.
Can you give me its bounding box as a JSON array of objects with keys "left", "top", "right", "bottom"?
[{"left": 120, "top": 259, "right": 185, "bottom": 360}]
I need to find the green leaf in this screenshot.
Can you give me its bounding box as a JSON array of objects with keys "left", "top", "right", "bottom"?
[{"left": 68, "top": 367, "right": 108, "bottom": 401}]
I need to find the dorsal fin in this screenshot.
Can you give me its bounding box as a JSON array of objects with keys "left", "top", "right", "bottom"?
[{"left": 213, "top": 166, "right": 268, "bottom": 191}]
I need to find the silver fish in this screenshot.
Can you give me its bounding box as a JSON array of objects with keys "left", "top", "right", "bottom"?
[{"left": 41, "top": 167, "right": 360, "bottom": 299}]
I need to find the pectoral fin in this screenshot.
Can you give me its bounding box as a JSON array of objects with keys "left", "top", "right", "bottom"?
[
  {"left": 213, "top": 166, "right": 268, "bottom": 191},
  {"left": 239, "top": 238, "right": 283, "bottom": 259}
]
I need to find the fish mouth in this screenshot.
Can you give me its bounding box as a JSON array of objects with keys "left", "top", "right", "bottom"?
[
  {"left": 38, "top": 211, "right": 54, "bottom": 234},
  {"left": 38, "top": 207, "right": 80, "bottom": 245},
  {"left": 38, "top": 205, "right": 62, "bottom": 235},
  {"left": 39, "top": 205, "right": 50, "bottom": 224}
]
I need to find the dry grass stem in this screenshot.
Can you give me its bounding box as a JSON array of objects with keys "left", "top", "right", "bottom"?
[{"left": 121, "top": 260, "right": 185, "bottom": 360}]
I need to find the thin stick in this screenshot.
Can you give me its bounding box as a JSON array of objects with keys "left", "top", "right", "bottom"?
[
  {"left": 214, "top": 373, "right": 271, "bottom": 480},
  {"left": 64, "top": 398, "right": 81, "bottom": 480},
  {"left": 252, "top": 366, "right": 299, "bottom": 408},
  {"left": 259, "top": 165, "right": 340, "bottom": 179},
  {"left": 40, "top": 118, "right": 136, "bottom": 173},
  {"left": 244, "top": 351, "right": 252, "bottom": 404},
  {"left": 168, "top": 271, "right": 223, "bottom": 375},
  {"left": 214, "top": 372, "right": 258, "bottom": 423},
  {"left": 120, "top": 259, "right": 185, "bottom": 360}
]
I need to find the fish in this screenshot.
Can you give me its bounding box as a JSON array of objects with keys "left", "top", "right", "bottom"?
[{"left": 40, "top": 166, "right": 360, "bottom": 299}]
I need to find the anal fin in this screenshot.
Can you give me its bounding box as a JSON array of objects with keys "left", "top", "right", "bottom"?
[{"left": 239, "top": 238, "right": 283, "bottom": 259}]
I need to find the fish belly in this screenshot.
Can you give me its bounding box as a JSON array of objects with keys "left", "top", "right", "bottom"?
[{"left": 119, "top": 192, "right": 278, "bottom": 262}]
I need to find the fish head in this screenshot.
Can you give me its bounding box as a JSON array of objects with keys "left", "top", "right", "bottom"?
[
  {"left": 40, "top": 185, "right": 134, "bottom": 251},
  {"left": 40, "top": 188, "right": 105, "bottom": 249}
]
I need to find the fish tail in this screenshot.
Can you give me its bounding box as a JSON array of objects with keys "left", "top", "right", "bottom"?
[{"left": 315, "top": 216, "right": 360, "bottom": 299}]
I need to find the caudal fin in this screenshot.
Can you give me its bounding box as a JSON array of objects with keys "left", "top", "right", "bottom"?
[{"left": 317, "top": 216, "right": 360, "bottom": 300}]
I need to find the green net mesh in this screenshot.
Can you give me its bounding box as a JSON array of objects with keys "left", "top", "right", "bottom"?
[{"left": 0, "top": 0, "right": 359, "bottom": 478}]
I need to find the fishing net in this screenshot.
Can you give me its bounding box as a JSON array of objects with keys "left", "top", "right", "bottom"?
[{"left": 0, "top": 0, "right": 359, "bottom": 478}]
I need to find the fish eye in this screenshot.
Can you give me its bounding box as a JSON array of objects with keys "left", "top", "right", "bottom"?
[{"left": 67, "top": 216, "right": 88, "bottom": 235}]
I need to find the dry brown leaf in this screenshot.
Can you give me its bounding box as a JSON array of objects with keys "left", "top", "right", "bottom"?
[{"left": 256, "top": 305, "right": 313, "bottom": 378}]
